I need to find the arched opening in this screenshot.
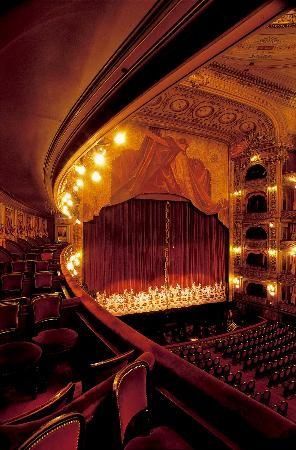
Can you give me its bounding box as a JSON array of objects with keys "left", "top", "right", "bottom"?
[
  {"left": 247, "top": 194, "right": 267, "bottom": 213},
  {"left": 246, "top": 282, "right": 267, "bottom": 298},
  {"left": 245, "top": 164, "right": 267, "bottom": 181},
  {"left": 245, "top": 226, "right": 267, "bottom": 240},
  {"left": 246, "top": 252, "right": 267, "bottom": 269},
  {"left": 283, "top": 151, "right": 296, "bottom": 174}
]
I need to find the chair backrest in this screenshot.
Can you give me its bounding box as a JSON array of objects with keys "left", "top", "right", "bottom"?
[
  {"left": 41, "top": 252, "right": 53, "bottom": 261},
  {"left": 18, "top": 413, "right": 85, "bottom": 450},
  {"left": 0, "top": 301, "right": 19, "bottom": 335},
  {"left": 113, "top": 359, "right": 150, "bottom": 445},
  {"left": 34, "top": 272, "right": 53, "bottom": 289},
  {"left": 1, "top": 273, "right": 23, "bottom": 292},
  {"left": 35, "top": 261, "right": 49, "bottom": 272},
  {"left": 5, "top": 383, "right": 76, "bottom": 425},
  {"left": 11, "top": 261, "right": 27, "bottom": 273},
  {"left": 32, "top": 295, "right": 61, "bottom": 326},
  {"left": 26, "top": 253, "right": 39, "bottom": 261}
]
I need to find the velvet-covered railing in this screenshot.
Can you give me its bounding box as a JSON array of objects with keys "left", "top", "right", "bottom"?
[{"left": 83, "top": 198, "right": 228, "bottom": 294}]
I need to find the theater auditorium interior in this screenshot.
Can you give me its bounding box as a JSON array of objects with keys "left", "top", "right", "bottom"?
[{"left": 0, "top": 1, "right": 296, "bottom": 449}]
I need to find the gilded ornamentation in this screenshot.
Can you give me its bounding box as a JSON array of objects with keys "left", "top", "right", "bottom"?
[
  {"left": 270, "top": 10, "right": 296, "bottom": 28},
  {"left": 134, "top": 85, "right": 274, "bottom": 145}
]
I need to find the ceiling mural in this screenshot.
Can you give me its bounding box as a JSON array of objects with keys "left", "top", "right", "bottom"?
[{"left": 59, "top": 122, "right": 229, "bottom": 225}]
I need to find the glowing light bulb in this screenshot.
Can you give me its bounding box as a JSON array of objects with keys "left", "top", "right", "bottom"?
[
  {"left": 76, "top": 179, "right": 84, "bottom": 187},
  {"left": 67, "top": 199, "right": 73, "bottom": 207},
  {"left": 267, "top": 284, "right": 276, "bottom": 296},
  {"left": 62, "top": 205, "right": 69, "bottom": 215},
  {"left": 75, "top": 219, "right": 81, "bottom": 225},
  {"left": 67, "top": 262, "right": 74, "bottom": 271},
  {"left": 232, "top": 246, "right": 241, "bottom": 254},
  {"left": 91, "top": 171, "right": 102, "bottom": 182},
  {"left": 114, "top": 131, "right": 126, "bottom": 145},
  {"left": 94, "top": 152, "right": 106, "bottom": 166},
  {"left": 250, "top": 154, "right": 260, "bottom": 162},
  {"left": 73, "top": 185, "right": 79, "bottom": 192},
  {"left": 75, "top": 165, "right": 86, "bottom": 175},
  {"left": 62, "top": 192, "right": 71, "bottom": 203}
]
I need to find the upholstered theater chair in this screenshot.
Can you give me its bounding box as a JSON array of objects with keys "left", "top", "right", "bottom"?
[
  {"left": 32, "top": 295, "right": 78, "bottom": 357},
  {"left": 113, "top": 355, "right": 193, "bottom": 450},
  {"left": 0, "top": 301, "right": 42, "bottom": 396},
  {"left": 11, "top": 261, "right": 27, "bottom": 274},
  {"left": 34, "top": 261, "right": 50, "bottom": 273},
  {"left": 18, "top": 413, "right": 85, "bottom": 450},
  {"left": 25, "top": 253, "right": 40, "bottom": 261},
  {"left": 40, "top": 252, "right": 53, "bottom": 262},
  {"left": 1, "top": 273, "right": 23, "bottom": 298},
  {"left": 34, "top": 271, "right": 53, "bottom": 294}
]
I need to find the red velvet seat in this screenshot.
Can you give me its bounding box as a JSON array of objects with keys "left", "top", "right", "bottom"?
[
  {"left": 40, "top": 252, "right": 53, "bottom": 262},
  {"left": 0, "top": 302, "right": 42, "bottom": 395},
  {"left": 34, "top": 261, "right": 49, "bottom": 272},
  {"left": 33, "top": 328, "right": 78, "bottom": 354},
  {"left": 0, "top": 301, "right": 19, "bottom": 336},
  {"left": 32, "top": 295, "right": 78, "bottom": 356},
  {"left": 1, "top": 273, "right": 23, "bottom": 297},
  {"left": 114, "top": 352, "right": 192, "bottom": 450},
  {"left": 125, "top": 426, "right": 192, "bottom": 450},
  {"left": 11, "top": 261, "right": 27, "bottom": 273},
  {"left": 34, "top": 272, "right": 53, "bottom": 291},
  {"left": 18, "top": 413, "right": 85, "bottom": 450},
  {"left": 0, "top": 341, "right": 42, "bottom": 375}
]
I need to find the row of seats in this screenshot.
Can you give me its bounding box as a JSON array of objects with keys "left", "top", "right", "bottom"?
[
  {"left": 0, "top": 239, "right": 66, "bottom": 301},
  {"left": 222, "top": 331, "right": 296, "bottom": 360},
  {"left": 169, "top": 321, "right": 296, "bottom": 419},
  {"left": 0, "top": 351, "right": 193, "bottom": 450},
  {"left": 0, "top": 272, "right": 58, "bottom": 298},
  {"left": 215, "top": 322, "right": 290, "bottom": 352},
  {"left": 0, "top": 295, "right": 79, "bottom": 396},
  {"left": 268, "top": 365, "right": 296, "bottom": 387},
  {"left": 242, "top": 346, "right": 296, "bottom": 371},
  {"left": 234, "top": 342, "right": 296, "bottom": 366},
  {"left": 255, "top": 356, "right": 296, "bottom": 377}
]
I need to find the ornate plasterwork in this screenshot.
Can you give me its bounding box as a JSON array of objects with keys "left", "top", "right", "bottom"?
[
  {"left": 270, "top": 9, "right": 296, "bottom": 29},
  {"left": 209, "top": 62, "right": 296, "bottom": 108},
  {"left": 133, "top": 84, "right": 274, "bottom": 145}
]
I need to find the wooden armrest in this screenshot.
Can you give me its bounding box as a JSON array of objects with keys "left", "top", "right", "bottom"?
[{"left": 90, "top": 349, "right": 135, "bottom": 369}]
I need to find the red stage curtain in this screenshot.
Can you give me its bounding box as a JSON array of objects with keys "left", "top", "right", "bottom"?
[
  {"left": 83, "top": 199, "right": 228, "bottom": 294},
  {"left": 169, "top": 201, "right": 228, "bottom": 287}
]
